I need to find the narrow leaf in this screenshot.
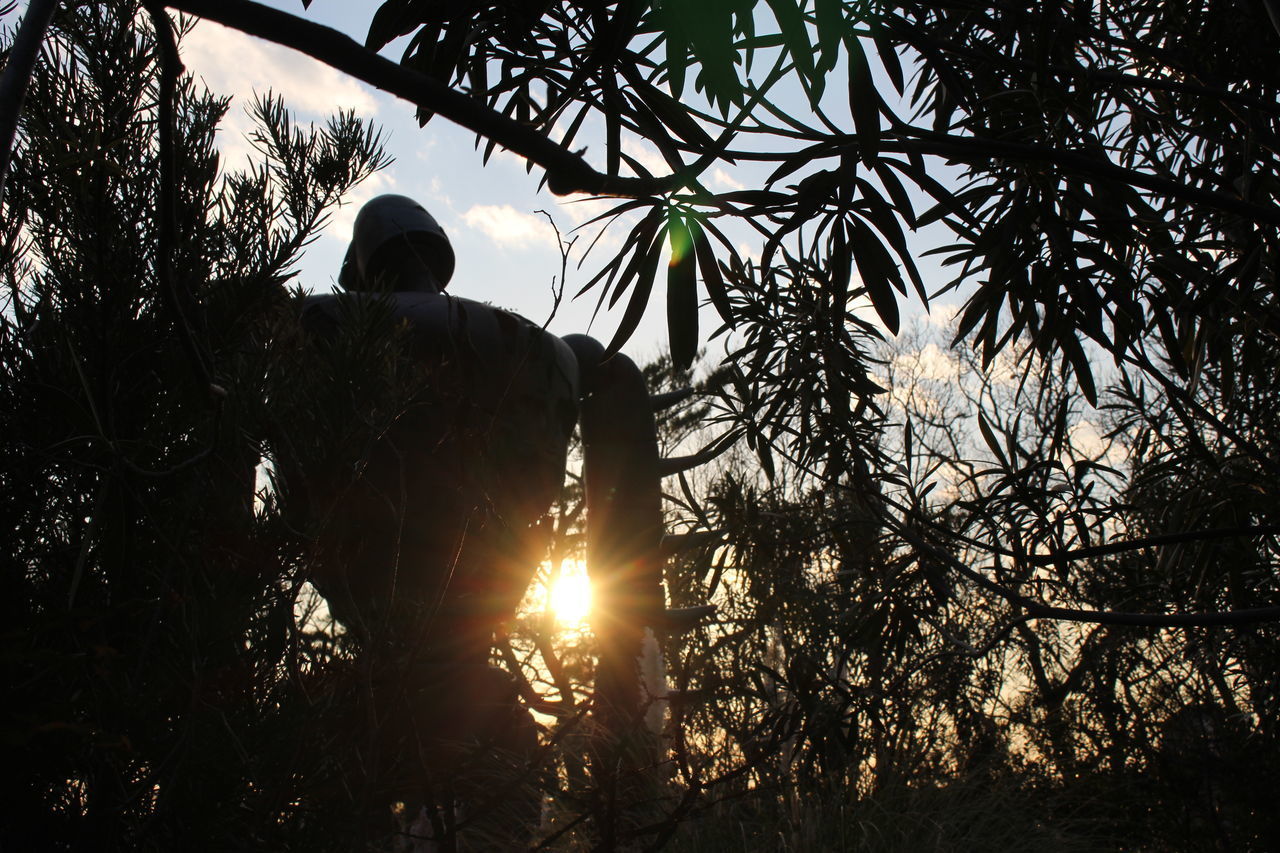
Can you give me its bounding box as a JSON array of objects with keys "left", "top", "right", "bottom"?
[
  {"left": 690, "top": 218, "right": 734, "bottom": 326},
  {"left": 848, "top": 219, "right": 903, "bottom": 334},
  {"left": 366, "top": 0, "right": 420, "bottom": 52},
  {"left": 604, "top": 223, "right": 667, "bottom": 358},
  {"left": 814, "top": 0, "right": 843, "bottom": 74},
  {"left": 633, "top": 77, "right": 716, "bottom": 149},
  {"left": 608, "top": 208, "right": 663, "bottom": 307},
  {"left": 977, "top": 411, "right": 1008, "bottom": 467},
  {"left": 1060, "top": 333, "right": 1098, "bottom": 406},
  {"left": 667, "top": 216, "right": 699, "bottom": 370},
  {"left": 766, "top": 0, "right": 816, "bottom": 92},
  {"left": 845, "top": 34, "right": 881, "bottom": 161}
]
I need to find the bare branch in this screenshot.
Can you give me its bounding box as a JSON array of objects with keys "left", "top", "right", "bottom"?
[
  {"left": 890, "top": 508, "right": 1280, "bottom": 627},
  {"left": 142, "top": 2, "right": 222, "bottom": 400}
]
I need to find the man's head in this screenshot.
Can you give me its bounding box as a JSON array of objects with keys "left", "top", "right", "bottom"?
[{"left": 338, "top": 195, "right": 456, "bottom": 293}]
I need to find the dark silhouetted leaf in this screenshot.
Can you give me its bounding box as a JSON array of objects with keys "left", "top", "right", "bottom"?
[
  {"left": 872, "top": 158, "right": 917, "bottom": 229},
  {"left": 849, "top": 218, "right": 903, "bottom": 334},
  {"left": 855, "top": 178, "right": 924, "bottom": 300},
  {"left": 874, "top": 32, "right": 905, "bottom": 95},
  {"left": 604, "top": 221, "right": 667, "bottom": 359},
  {"left": 632, "top": 77, "right": 716, "bottom": 150},
  {"left": 814, "top": 0, "right": 843, "bottom": 75},
  {"left": 690, "top": 217, "right": 734, "bottom": 326},
  {"left": 766, "top": 0, "right": 817, "bottom": 102},
  {"left": 607, "top": 208, "right": 664, "bottom": 307},
  {"left": 977, "top": 411, "right": 1008, "bottom": 467},
  {"left": 845, "top": 34, "right": 880, "bottom": 161},
  {"left": 830, "top": 217, "right": 851, "bottom": 296},
  {"left": 1060, "top": 332, "right": 1098, "bottom": 406}
]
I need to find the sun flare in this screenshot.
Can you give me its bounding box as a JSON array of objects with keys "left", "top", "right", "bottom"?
[{"left": 548, "top": 565, "right": 593, "bottom": 626}]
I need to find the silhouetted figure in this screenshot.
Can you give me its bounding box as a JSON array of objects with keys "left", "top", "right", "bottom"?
[{"left": 288, "top": 195, "right": 680, "bottom": 849}]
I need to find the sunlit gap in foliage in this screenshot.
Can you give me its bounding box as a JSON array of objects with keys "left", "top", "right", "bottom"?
[{"left": 545, "top": 558, "right": 593, "bottom": 625}]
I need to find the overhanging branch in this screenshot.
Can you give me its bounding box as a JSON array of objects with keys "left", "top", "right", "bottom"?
[
  {"left": 880, "top": 128, "right": 1280, "bottom": 227},
  {"left": 164, "top": 0, "right": 660, "bottom": 197}
]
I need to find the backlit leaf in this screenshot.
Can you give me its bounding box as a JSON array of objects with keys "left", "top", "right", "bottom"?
[{"left": 667, "top": 215, "right": 699, "bottom": 370}]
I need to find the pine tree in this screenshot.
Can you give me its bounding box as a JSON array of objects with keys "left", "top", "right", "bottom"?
[{"left": 0, "top": 3, "right": 389, "bottom": 847}]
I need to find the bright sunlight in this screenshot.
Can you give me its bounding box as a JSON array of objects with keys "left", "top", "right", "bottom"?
[{"left": 548, "top": 562, "right": 592, "bottom": 627}]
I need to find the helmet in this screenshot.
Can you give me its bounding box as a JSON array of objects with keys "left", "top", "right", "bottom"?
[{"left": 338, "top": 194, "right": 456, "bottom": 291}]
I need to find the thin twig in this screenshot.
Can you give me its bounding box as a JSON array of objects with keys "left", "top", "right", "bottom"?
[
  {"left": 887, "top": 506, "right": 1280, "bottom": 627},
  {"left": 142, "top": 2, "right": 223, "bottom": 400}
]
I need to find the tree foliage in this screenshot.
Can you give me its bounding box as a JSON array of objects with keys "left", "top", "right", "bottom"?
[
  {"left": 6, "top": 0, "right": 1280, "bottom": 849},
  {"left": 0, "top": 5, "right": 393, "bottom": 847},
  {"left": 148, "top": 0, "right": 1280, "bottom": 495}
]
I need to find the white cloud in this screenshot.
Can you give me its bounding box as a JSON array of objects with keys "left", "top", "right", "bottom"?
[
  {"left": 182, "top": 19, "right": 380, "bottom": 170},
  {"left": 911, "top": 342, "right": 963, "bottom": 381},
  {"left": 711, "top": 167, "right": 744, "bottom": 191},
  {"left": 486, "top": 145, "right": 532, "bottom": 171},
  {"left": 461, "top": 204, "right": 556, "bottom": 249},
  {"left": 1069, "top": 421, "right": 1104, "bottom": 456},
  {"left": 1068, "top": 420, "right": 1122, "bottom": 464},
  {"left": 622, "top": 137, "right": 669, "bottom": 178},
  {"left": 183, "top": 19, "right": 379, "bottom": 117},
  {"left": 922, "top": 303, "right": 960, "bottom": 329}
]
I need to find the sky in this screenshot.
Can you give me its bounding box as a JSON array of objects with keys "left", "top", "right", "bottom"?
[{"left": 7, "top": 1, "right": 964, "bottom": 363}]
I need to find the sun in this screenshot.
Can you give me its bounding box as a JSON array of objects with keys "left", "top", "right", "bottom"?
[{"left": 548, "top": 563, "right": 593, "bottom": 627}]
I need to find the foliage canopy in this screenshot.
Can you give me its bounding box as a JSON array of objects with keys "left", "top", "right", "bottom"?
[{"left": 4, "top": 0, "right": 1280, "bottom": 849}]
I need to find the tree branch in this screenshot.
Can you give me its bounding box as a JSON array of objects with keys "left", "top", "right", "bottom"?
[
  {"left": 879, "top": 128, "right": 1280, "bottom": 226},
  {"left": 0, "top": 0, "right": 58, "bottom": 205},
  {"left": 1022, "top": 524, "right": 1280, "bottom": 568},
  {"left": 889, "top": 508, "right": 1280, "bottom": 627},
  {"left": 142, "top": 2, "right": 222, "bottom": 400},
  {"left": 164, "top": 0, "right": 661, "bottom": 197}
]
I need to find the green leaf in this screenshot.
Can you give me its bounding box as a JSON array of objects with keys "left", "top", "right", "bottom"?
[
  {"left": 667, "top": 216, "right": 699, "bottom": 370},
  {"left": 683, "top": 2, "right": 742, "bottom": 110}
]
